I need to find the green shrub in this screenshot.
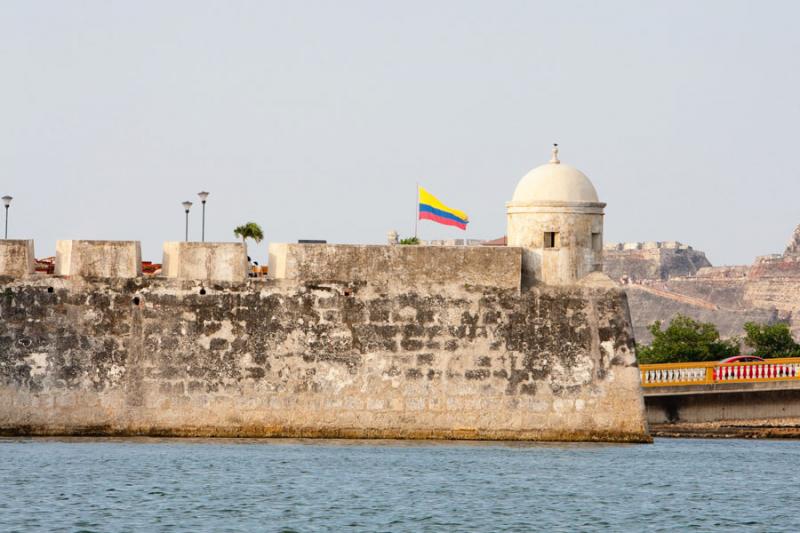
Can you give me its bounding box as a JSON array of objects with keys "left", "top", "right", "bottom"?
[
  {"left": 637, "top": 314, "right": 739, "bottom": 364},
  {"left": 743, "top": 322, "right": 800, "bottom": 358}
]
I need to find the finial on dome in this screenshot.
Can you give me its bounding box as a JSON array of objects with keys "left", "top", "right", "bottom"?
[{"left": 550, "top": 143, "right": 560, "bottom": 164}]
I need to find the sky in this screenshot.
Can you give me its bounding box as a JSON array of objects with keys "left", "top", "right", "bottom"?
[{"left": 2, "top": 0, "right": 799, "bottom": 266}]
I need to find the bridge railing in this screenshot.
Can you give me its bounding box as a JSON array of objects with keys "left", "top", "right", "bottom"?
[{"left": 639, "top": 358, "right": 800, "bottom": 387}]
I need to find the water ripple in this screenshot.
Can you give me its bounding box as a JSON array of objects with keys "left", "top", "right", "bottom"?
[{"left": 0, "top": 437, "right": 799, "bottom": 532}]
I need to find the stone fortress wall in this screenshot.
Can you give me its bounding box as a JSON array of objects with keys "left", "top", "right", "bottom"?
[
  {"left": 268, "top": 243, "right": 521, "bottom": 289},
  {"left": 0, "top": 148, "right": 651, "bottom": 442},
  {"left": 0, "top": 239, "right": 649, "bottom": 442},
  {"left": 604, "top": 227, "right": 800, "bottom": 343},
  {"left": 603, "top": 241, "right": 712, "bottom": 282}
]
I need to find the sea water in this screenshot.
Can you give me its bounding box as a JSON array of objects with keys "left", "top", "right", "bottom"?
[{"left": 1, "top": 437, "right": 798, "bottom": 532}]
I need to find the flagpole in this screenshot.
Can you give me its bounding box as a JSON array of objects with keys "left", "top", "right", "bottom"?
[{"left": 414, "top": 182, "right": 419, "bottom": 239}]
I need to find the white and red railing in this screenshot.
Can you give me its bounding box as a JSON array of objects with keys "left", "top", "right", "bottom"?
[{"left": 639, "top": 358, "right": 800, "bottom": 387}]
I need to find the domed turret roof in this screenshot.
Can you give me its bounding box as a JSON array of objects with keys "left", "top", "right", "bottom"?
[{"left": 511, "top": 145, "right": 599, "bottom": 204}]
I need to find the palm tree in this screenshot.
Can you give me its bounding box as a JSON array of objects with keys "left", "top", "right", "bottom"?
[{"left": 233, "top": 222, "right": 264, "bottom": 246}]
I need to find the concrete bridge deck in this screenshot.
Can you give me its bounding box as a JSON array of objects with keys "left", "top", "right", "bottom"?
[
  {"left": 640, "top": 358, "right": 800, "bottom": 437},
  {"left": 643, "top": 378, "right": 800, "bottom": 397}
]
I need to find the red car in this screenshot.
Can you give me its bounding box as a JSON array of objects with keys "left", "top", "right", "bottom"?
[{"left": 719, "top": 355, "right": 765, "bottom": 364}]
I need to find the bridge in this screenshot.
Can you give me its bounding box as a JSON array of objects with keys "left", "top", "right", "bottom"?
[{"left": 639, "top": 358, "right": 800, "bottom": 437}]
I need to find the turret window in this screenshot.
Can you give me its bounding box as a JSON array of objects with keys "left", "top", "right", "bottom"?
[
  {"left": 592, "top": 233, "right": 602, "bottom": 252},
  {"left": 544, "top": 232, "right": 559, "bottom": 249}
]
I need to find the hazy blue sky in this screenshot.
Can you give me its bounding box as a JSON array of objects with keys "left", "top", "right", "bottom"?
[{"left": 2, "top": 1, "right": 799, "bottom": 265}]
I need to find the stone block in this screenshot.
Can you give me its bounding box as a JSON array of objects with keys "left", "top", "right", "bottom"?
[
  {"left": 0, "top": 240, "right": 35, "bottom": 277},
  {"left": 55, "top": 240, "right": 141, "bottom": 278},
  {"left": 162, "top": 242, "right": 248, "bottom": 282}
]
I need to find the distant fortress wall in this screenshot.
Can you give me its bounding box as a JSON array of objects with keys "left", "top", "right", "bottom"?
[
  {"left": 603, "top": 241, "right": 712, "bottom": 281},
  {"left": 603, "top": 230, "right": 800, "bottom": 343},
  {"left": 0, "top": 241, "right": 649, "bottom": 442},
  {"left": 602, "top": 241, "right": 767, "bottom": 343}
]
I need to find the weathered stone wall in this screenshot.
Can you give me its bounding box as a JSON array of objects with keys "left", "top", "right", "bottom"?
[
  {"left": 0, "top": 240, "right": 35, "bottom": 278},
  {"left": 0, "top": 276, "right": 649, "bottom": 442},
  {"left": 162, "top": 242, "right": 248, "bottom": 282},
  {"left": 55, "top": 240, "right": 142, "bottom": 278},
  {"left": 603, "top": 242, "right": 711, "bottom": 281},
  {"left": 269, "top": 244, "right": 522, "bottom": 291}
]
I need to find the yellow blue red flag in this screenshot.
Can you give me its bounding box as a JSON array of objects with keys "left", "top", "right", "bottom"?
[{"left": 418, "top": 186, "right": 469, "bottom": 230}]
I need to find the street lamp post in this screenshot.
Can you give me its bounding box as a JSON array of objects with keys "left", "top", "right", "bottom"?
[
  {"left": 2, "top": 196, "right": 12, "bottom": 240},
  {"left": 198, "top": 191, "right": 209, "bottom": 242},
  {"left": 182, "top": 201, "right": 193, "bottom": 242}
]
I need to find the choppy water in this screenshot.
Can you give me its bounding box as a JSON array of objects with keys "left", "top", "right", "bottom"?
[{"left": 1, "top": 437, "right": 798, "bottom": 532}]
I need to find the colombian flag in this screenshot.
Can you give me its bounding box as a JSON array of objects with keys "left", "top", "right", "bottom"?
[{"left": 418, "top": 186, "right": 469, "bottom": 230}]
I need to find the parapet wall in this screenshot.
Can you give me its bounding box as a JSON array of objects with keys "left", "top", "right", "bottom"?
[
  {"left": 0, "top": 276, "right": 649, "bottom": 442},
  {"left": 162, "top": 242, "right": 248, "bottom": 282},
  {"left": 693, "top": 265, "right": 750, "bottom": 279},
  {"left": 604, "top": 241, "right": 692, "bottom": 252},
  {"left": 750, "top": 254, "right": 800, "bottom": 279},
  {"left": 0, "top": 240, "right": 250, "bottom": 282},
  {"left": 0, "top": 240, "right": 35, "bottom": 278},
  {"left": 603, "top": 241, "right": 711, "bottom": 281},
  {"left": 55, "top": 240, "right": 142, "bottom": 278},
  {"left": 269, "top": 244, "right": 522, "bottom": 291}
]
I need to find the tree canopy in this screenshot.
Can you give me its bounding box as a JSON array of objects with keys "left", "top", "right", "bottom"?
[
  {"left": 233, "top": 222, "right": 264, "bottom": 244},
  {"left": 743, "top": 322, "right": 800, "bottom": 358},
  {"left": 637, "top": 314, "right": 739, "bottom": 364}
]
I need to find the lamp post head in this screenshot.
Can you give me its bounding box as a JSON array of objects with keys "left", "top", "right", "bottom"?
[
  {"left": 2, "top": 196, "right": 12, "bottom": 208},
  {"left": 198, "top": 191, "right": 209, "bottom": 203},
  {"left": 182, "top": 201, "right": 193, "bottom": 212}
]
